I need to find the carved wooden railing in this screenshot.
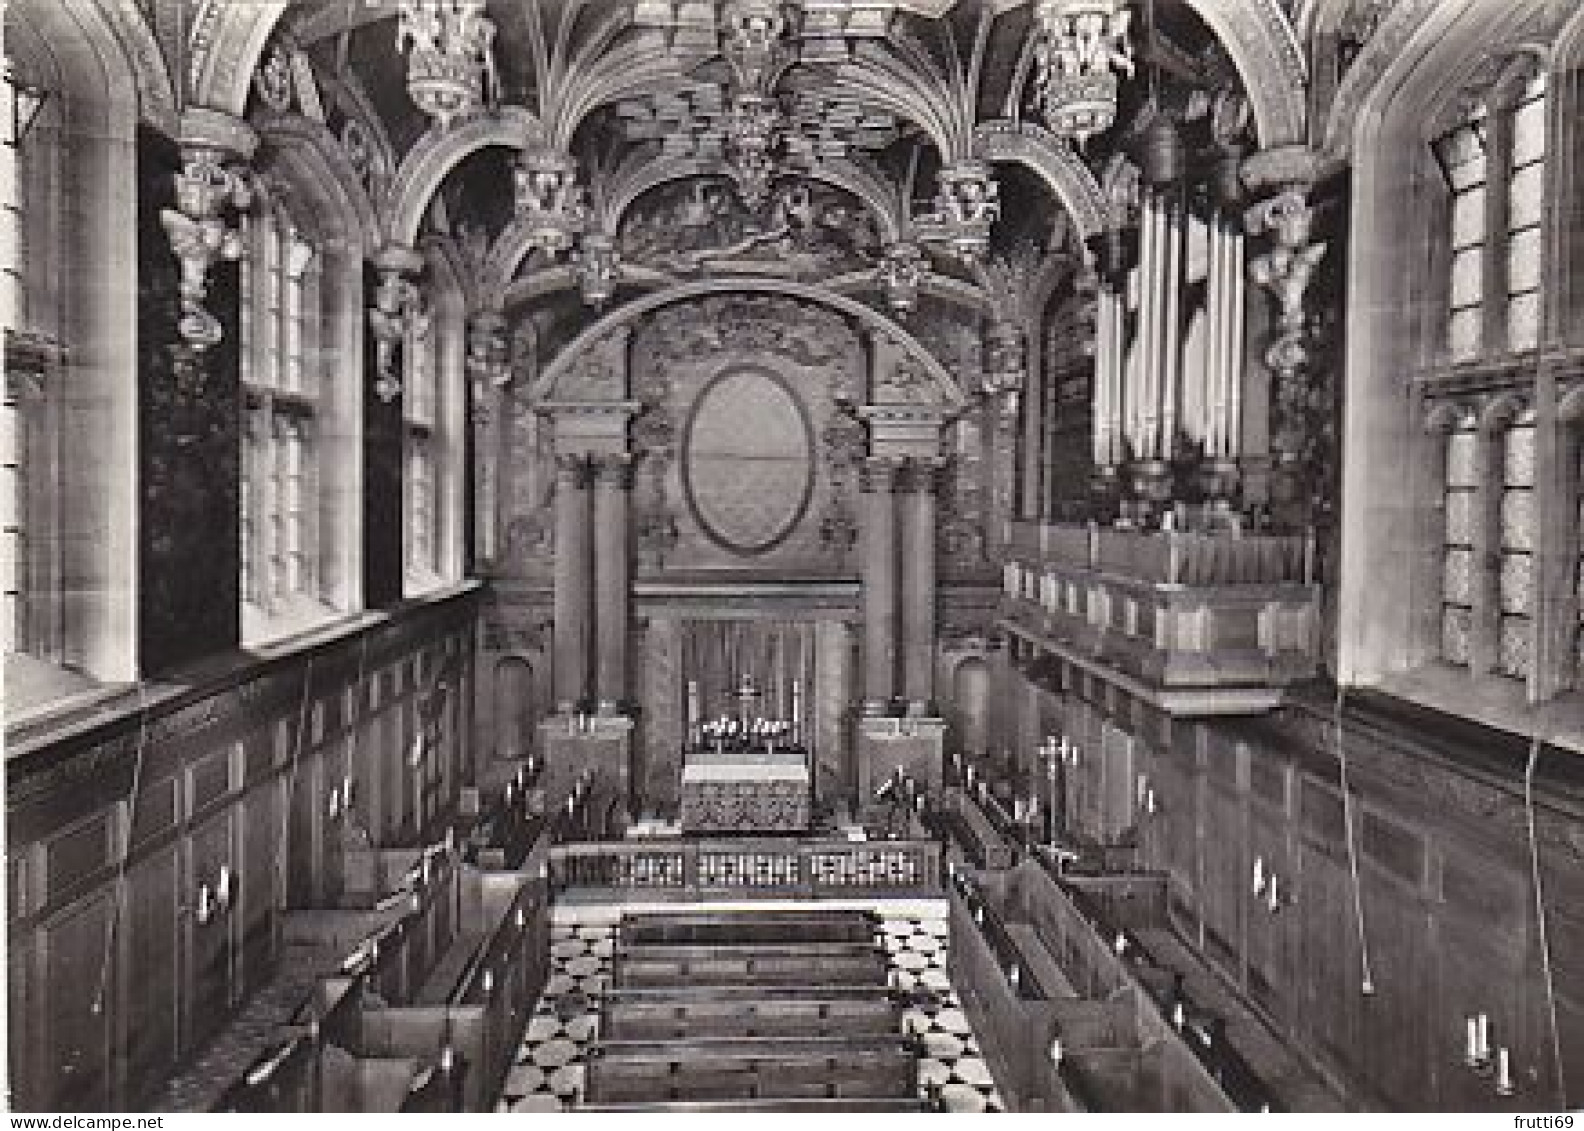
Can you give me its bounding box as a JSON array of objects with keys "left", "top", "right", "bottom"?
[
  {"left": 1000, "top": 522, "right": 1320, "bottom": 708},
  {"left": 549, "top": 837, "right": 943, "bottom": 898},
  {"left": 1008, "top": 522, "right": 1314, "bottom": 587}
]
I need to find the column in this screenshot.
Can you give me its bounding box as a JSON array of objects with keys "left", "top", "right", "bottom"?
[
  {"left": 592, "top": 453, "right": 633, "bottom": 713},
  {"left": 900, "top": 459, "right": 939, "bottom": 712},
  {"left": 860, "top": 456, "right": 899, "bottom": 713},
  {"left": 465, "top": 310, "right": 508, "bottom": 563},
  {"left": 552, "top": 453, "right": 591, "bottom": 710}
]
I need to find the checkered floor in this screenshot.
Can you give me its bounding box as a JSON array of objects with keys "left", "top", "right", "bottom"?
[{"left": 496, "top": 907, "right": 1005, "bottom": 1113}]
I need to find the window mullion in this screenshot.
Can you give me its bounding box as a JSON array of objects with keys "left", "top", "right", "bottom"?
[
  {"left": 1483, "top": 107, "right": 1512, "bottom": 355},
  {"left": 1471, "top": 425, "right": 1504, "bottom": 675}
]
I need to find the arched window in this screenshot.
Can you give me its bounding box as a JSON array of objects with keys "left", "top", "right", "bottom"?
[
  {"left": 1431, "top": 68, "right": 1548, "bottom": 364},
  {"left": 3, "top": 0, "right": 140, "bottom": 701},
  {"left": 238, "top": 176, "right": 361, "bottom": 645}
]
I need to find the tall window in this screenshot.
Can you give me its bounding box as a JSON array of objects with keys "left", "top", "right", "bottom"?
[
  {"left": 4, "top": 55, "right": 66, "bottom": 665},
  {"left": 1434, "top": 70, "right": 1548, "bottom": 363},
  {"left": 404, "top": 309, "right": 440, "bottom": 586},
  {"left": 241, "top": 196, "right": 323, "bottom": 639},
  {"left": 1437, "top": 101, "right": 1487, "bottom": 364},
  {"left": 1505, "top": 74, "right": 1545, "bottom": 353},
  {"left": 1441, "top": 423, "right": 1477, "bottom": 666},
  {"left": 1497, "top": 414, "right": 1535, "bottom": 679}
]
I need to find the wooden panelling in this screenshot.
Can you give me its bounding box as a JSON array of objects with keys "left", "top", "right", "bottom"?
[
  {"left": 123, "top": 846, "right": 180, "bottom": 1106},
  {"left": 41, "top": 894, "right": 114, "bottom": 1110},
  {"left": 6, "top": 593, "right": 480, "bottom": 1112},
  {"left": 994, "top": 660, "right": 1583, "bottom": 1111}
]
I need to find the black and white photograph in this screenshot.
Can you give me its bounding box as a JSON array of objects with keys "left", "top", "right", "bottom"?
[{"left": 3, "top": 0, "right": 1582, "bottom": 1116}]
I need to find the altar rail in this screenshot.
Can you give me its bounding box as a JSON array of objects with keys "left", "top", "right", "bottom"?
[{"left": 549, "top": 838, "right": 942, "bottom": 899}]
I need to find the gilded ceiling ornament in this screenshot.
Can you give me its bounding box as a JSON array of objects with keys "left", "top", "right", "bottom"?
[
  {"left": 879, "top": 242, "right": 926, "bottom": 316},
  {"left": 513, "top": 149, "right": 589, "bottom": 256},
  {"left": 926, "top": 160, "right": 1000, "bottom": 264},
  {"left": 395, "top": 0, "right": 499, "bottom": 129},
  {"left": 575, "top": 233, "right": 623, "bottom": 309},
  {"left": 253, "top": 44, "right": 295, "bottom": 113},
  {"left": 1033, "top": 0, "right": 1135, "bottom": 144}
]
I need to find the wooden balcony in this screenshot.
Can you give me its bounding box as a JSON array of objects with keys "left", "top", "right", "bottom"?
[{"left": 999, "top": 522, "right": 1321, "bottom": 716}]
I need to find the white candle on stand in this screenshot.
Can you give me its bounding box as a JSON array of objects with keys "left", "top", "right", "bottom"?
[{"left": 1465, "top": 1017, "right": 1479, "bottom": 1065}]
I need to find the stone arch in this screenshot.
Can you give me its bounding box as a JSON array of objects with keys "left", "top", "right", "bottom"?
[
  {"left": 254, "top": 113, "right": 381, "bottom": 256},
  {"left": 500, "top": 262, "right": 674, "bottom": 311},
  {"left": 974, "top": 120, "right": 1109, "bottom": 239},
  {"left": 90, "top": 0, "right": 178, "bottom": 132},
  {"left": 187, "top": 0, "right": 287, "bottom": 117},
  {"left": 385, "top": 105, "right": 543, "bottom": 247},
  {"left": 533, "top": 278, "right": 967, "bottom": 409},
  {"left": 1183, "top": 0, "right": 1308, "bottom": 147}
]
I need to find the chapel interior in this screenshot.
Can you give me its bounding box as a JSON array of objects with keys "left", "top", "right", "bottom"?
[{"left": 5, "top": 0, "right": 1584, "bottom": 1115}]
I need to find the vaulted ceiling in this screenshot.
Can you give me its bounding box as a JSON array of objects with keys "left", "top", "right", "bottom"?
[{"left": 252, "top": 0, "right": 1259, "bottom": 310}]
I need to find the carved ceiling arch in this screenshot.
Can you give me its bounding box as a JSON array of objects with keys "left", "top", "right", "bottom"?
[
  {"left": 824, "top": 271, "right": 990, "bottom": 315},
  {"left": 386, "top": 105, "right": 543, "bottom": 248},
  {"left": 534, "top": 278, "right": 966, "bottom": 410},
  {"left": 187, "top": 0, "right": 288, "bottom": 117},
  {"left": 11, "top": 0, "right": 150, "bottom": 135},
  {"left": 1317, "top": 0, "right": 1546, "bottom": 160},
  {"left": 1181, "top": 0, "right": 1308, "bottom": 148},
  {"left": 253, "top": 113, "right": 382, "bottom": 257},
  {"left": 500, "top": 262, "right": 674, "bottom": 311},
  {"left": 87, "top": 0, "right": 178, "bottom": 133},
  {"left": 973, "top": 121, "right": 1107, "bottom": 240}
]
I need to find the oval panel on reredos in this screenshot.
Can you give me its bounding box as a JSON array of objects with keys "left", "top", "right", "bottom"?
[{"left": 682, "top": 366, "right": 814, "bottom": 555}]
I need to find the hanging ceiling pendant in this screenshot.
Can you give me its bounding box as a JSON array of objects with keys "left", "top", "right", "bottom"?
[
  {"left": 1034, "top": 0, "right": 1135, "bottom": 144},
  {"left": 933, "top": 160, "right": 1000, "bottom": 263},
  {"left": 513, "top": 148, "right": 588, "bottom": 256},
  {"left": 395, "top": 0, "right": 499, "bottom": 129}
]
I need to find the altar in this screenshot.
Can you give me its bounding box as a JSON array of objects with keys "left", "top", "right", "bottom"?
[{"left": 679, "top": 745, "right": 812, "bottom": 833}]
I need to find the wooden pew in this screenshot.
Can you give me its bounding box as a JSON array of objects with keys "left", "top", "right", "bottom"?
[
  {"left": 613, "top": 946, "right": 889, "bottom": 989},
  {"left": 581, "top": 1097, "right": 929, "bottom": 1113},
  {"left": 617, "top": 909, "right": 878, "bottom": 946},
  {"left": 602, "top": 987, "right": 903, "bottom": 1041},
  {"left": 585, "top": 1035, "right": 918, "bottom": 1105}
]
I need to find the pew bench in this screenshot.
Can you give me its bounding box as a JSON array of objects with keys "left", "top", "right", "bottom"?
[
  {"left": 617, "top": 909, "right": 879, "bottom": 946},
  {"left": 613, "top": 948, "right": 890, "bottom": 989},
  {"left": 585, "top": 1035, "right": 918, "bottom": 1105},
  {"left": 602, "top": 988, "right": 903, "bottom": 1041}
]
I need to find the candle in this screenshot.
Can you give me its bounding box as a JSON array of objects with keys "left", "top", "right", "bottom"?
[
  {"left": 1477, "top": 1013, "right": 1491, "bottom": 1062},
  {"left": 1465, "top": 1017, "right": 1480, "bottom": 1066},
  {"left": 1496, "top": 1047, "right": 1513, "bottom": 1096}
]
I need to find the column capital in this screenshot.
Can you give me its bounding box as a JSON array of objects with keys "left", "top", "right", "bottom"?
[
  {"left": 858, "top": 455, "right": 904, "bottom": 494},
  {"left": 1238, "top": 144, "right": 1340, "bottom": 198},
  {"left": 555, "top": 452, "right": 593, "bottom": 486},
  {"left": 898, "top": 456, "right": 946, "bottom": 495},
  {"left": 176, "top": 107, "right": 259, "bottom": 163},
  {"left": 591, "top": 452, "right": 635, "bottom": 490},
  {"left": 372, "top": 243, "right": 427, "bottom": 278}
]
